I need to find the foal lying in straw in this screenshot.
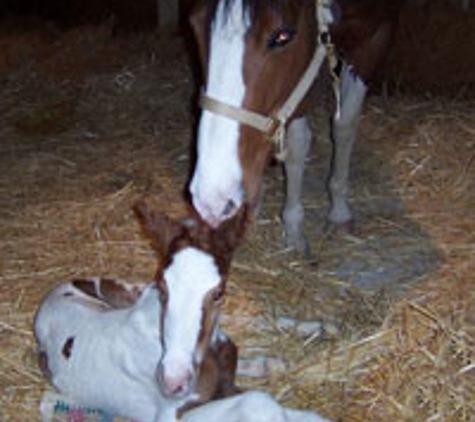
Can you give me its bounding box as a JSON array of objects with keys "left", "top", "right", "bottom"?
[{"left": 34, "top": 202, "right": 330, "bottom": 422}]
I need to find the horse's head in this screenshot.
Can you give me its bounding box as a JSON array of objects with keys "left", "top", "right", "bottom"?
[
  {"left": 134, "top": 200, "right": 247, "bottom": 399},
  {"left": 189, "top": 0, "right": 318, "bottom": 227}
]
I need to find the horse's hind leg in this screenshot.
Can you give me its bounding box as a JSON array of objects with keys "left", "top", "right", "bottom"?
[
  {"left": 328, "top": 64, "right": 367, "bottom": 227},
  {"left": 283, "top": 117, "right": 312, "bottom": 256}
]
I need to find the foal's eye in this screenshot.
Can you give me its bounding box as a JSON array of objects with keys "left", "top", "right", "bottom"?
[
  {"left": 267, "top": 27, "right": 296, "bottom": 50},
  {"left": 212, "top": 289, "right": 224, "bottom": 303}
]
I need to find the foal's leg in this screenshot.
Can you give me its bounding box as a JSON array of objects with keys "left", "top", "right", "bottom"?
[
  {"left": 283, "top": 117, "right": 312, "bottom": 255},
  {"left": 213, "top": 332, "right": 240, "bottom": 397},
  {"left": 181, "top": 391, "right": 287, "bottom": 422},
  {"left": 328, "top": 64, "right": 367, "bottom": 226},
  {"left": 181, "top": 391, "right": 331, "bottom": 422}
]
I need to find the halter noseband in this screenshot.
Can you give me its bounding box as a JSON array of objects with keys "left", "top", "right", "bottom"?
[{"left": 199, "top": 0, "right": 336, "bottom": 161}]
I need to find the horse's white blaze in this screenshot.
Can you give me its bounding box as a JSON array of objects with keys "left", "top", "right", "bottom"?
[
  {"left": 161, "top": 247, "right": 221, "bottom": 383},
  {"left": 190, "top": 0, "right": 249, "bottom": 227}
]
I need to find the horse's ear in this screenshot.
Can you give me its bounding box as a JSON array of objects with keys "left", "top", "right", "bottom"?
[{"left": 133, "top": 200, "right": 184, "bottom": 257}]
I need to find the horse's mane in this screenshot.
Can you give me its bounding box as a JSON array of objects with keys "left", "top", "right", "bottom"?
[{"left": 208, "top": 0, "right": 291, "bottom": 27}]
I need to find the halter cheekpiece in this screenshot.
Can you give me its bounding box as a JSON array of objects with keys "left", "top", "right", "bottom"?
[{"left": 199, "top": 0, "right": 338, "bottom": 161}]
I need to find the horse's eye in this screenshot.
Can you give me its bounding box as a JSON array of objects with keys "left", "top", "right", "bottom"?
[{"left": 268, "top": 27, "right": 296, "bottom": 50}]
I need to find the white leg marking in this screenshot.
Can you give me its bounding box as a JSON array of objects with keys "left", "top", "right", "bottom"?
[
  {"left": 283, "top": 117, "right": 312, "bottom": 253},
  {"left": 328, "top": 65, "right": 367, "bottom": 224},
  {"left": 190, "top": 0, "right": 249, "bottom": 226}
]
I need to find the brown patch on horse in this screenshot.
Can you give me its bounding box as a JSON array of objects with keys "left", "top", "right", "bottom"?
[
  {"left": 239, "top": 127, "right": 273, "bottom": 208},
  {"left": 237, "top": 0, "right": 317, "bottom": 207},
  {"left": 62, "top": 337, "right": 75, "bottom": 359},
  {"left": 330, "top": 1, "right": 403, "bottom": 84},
  {"left": 38, "top": 351, "right": 53, "bottom": 382},
  {"left": 188, "top": 0, "right": 209, "bottom": 75}
]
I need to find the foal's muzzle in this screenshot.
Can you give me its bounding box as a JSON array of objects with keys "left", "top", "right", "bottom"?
[{"left": 157, "top": 362, "right": 195, "bottom": 399}]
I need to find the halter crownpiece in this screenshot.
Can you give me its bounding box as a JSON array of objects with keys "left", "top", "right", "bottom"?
[{"left": 199, "top": 0, "right": 336, "bottom": 161}]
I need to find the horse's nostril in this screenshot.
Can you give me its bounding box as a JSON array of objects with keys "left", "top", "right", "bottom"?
[{"left": 222, "top": 199, "right": 236, "bottom": 217}]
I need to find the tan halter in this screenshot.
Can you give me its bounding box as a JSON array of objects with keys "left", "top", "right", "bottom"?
[{"left": 200, "top": 0, "right": 336, "bottom": 161}]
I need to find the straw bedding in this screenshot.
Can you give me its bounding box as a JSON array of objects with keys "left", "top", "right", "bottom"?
[{"left": 0, "top": 18, "right": 473, "bottom": 422}]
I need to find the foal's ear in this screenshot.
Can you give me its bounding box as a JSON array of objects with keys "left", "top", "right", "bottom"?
[
  {"left": 133, "top": 200, "right": 184, "bottom": 257},
  {"left": 211, "top": 205, "right": 250, "bottom": 257}
]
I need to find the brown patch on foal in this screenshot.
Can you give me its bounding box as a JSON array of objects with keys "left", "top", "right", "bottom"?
[
  {"left": 177, "top": 337, "right": 240, "bottom": 419},
  {"left": 72, "top": 278, "right": 142, "bottom": 309},
  {"left": 38, "top": 351, "right": 53, "bottom": 382},
  {"left": 98, "top": 279, "right": 142, "bottom": 309},
  {"left": 72, "top": 278, "right": 100, "bottom": 300}
]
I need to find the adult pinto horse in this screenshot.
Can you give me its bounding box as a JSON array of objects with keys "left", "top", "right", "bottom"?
[{"left": 188, "top": 0, "right": 404, "bottom": 255}]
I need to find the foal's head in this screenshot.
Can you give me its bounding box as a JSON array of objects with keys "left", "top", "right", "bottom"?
[
  {"left": 189, "top": 0, "right": 318, "bottom": 227},
  {"left": 134, "top": 201, "right": 247, "bottom": 399}
]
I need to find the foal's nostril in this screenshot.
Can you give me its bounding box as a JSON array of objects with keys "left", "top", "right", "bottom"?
[
  {"left": 171, "top": 384, "right": 185, "bottom": 396},
  {"left": 222, "top": 199, "right": 236, "bottom": 217}
]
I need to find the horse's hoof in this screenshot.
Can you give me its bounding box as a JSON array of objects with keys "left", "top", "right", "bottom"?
[
  {"left": 324, "top": 219, "right": 356, "bottom": 236},
  {"left": 285, "top": 236, "right": 317, "bottom": 264}
]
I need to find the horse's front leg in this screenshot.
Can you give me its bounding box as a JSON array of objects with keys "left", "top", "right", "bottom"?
[
  {"left": 283, "top": 117, "right": 312, "bottom": 256},
  {"left": 328, "top": 64, "right": 367, "bottom": 227}
]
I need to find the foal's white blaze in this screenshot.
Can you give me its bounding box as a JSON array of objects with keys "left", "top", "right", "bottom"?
[
  {"left": 190, "top": 0, "right": 249, "bottom": 227},
  {"left": 160, "top": 247, "right": 221, "bottom": 395}
]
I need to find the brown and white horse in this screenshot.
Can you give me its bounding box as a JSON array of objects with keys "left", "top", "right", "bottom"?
[
  {"left": 188, "top": 0, "right": 404, "bottom": 255},
  {"left": 35, "top": 203, "right": 329, "bottom": 422}
]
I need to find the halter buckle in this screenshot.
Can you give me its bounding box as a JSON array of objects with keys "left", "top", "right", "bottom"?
[
  {"left": 265, "top": 117, "right": 287, "bottom": 161},
  {"left": 265, "top": 117, "right": 282, "bottom": 140}
]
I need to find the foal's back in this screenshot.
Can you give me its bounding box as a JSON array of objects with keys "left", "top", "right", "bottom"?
[{"left": 35, "top": 278, "right": 163, "bottom": 421}]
